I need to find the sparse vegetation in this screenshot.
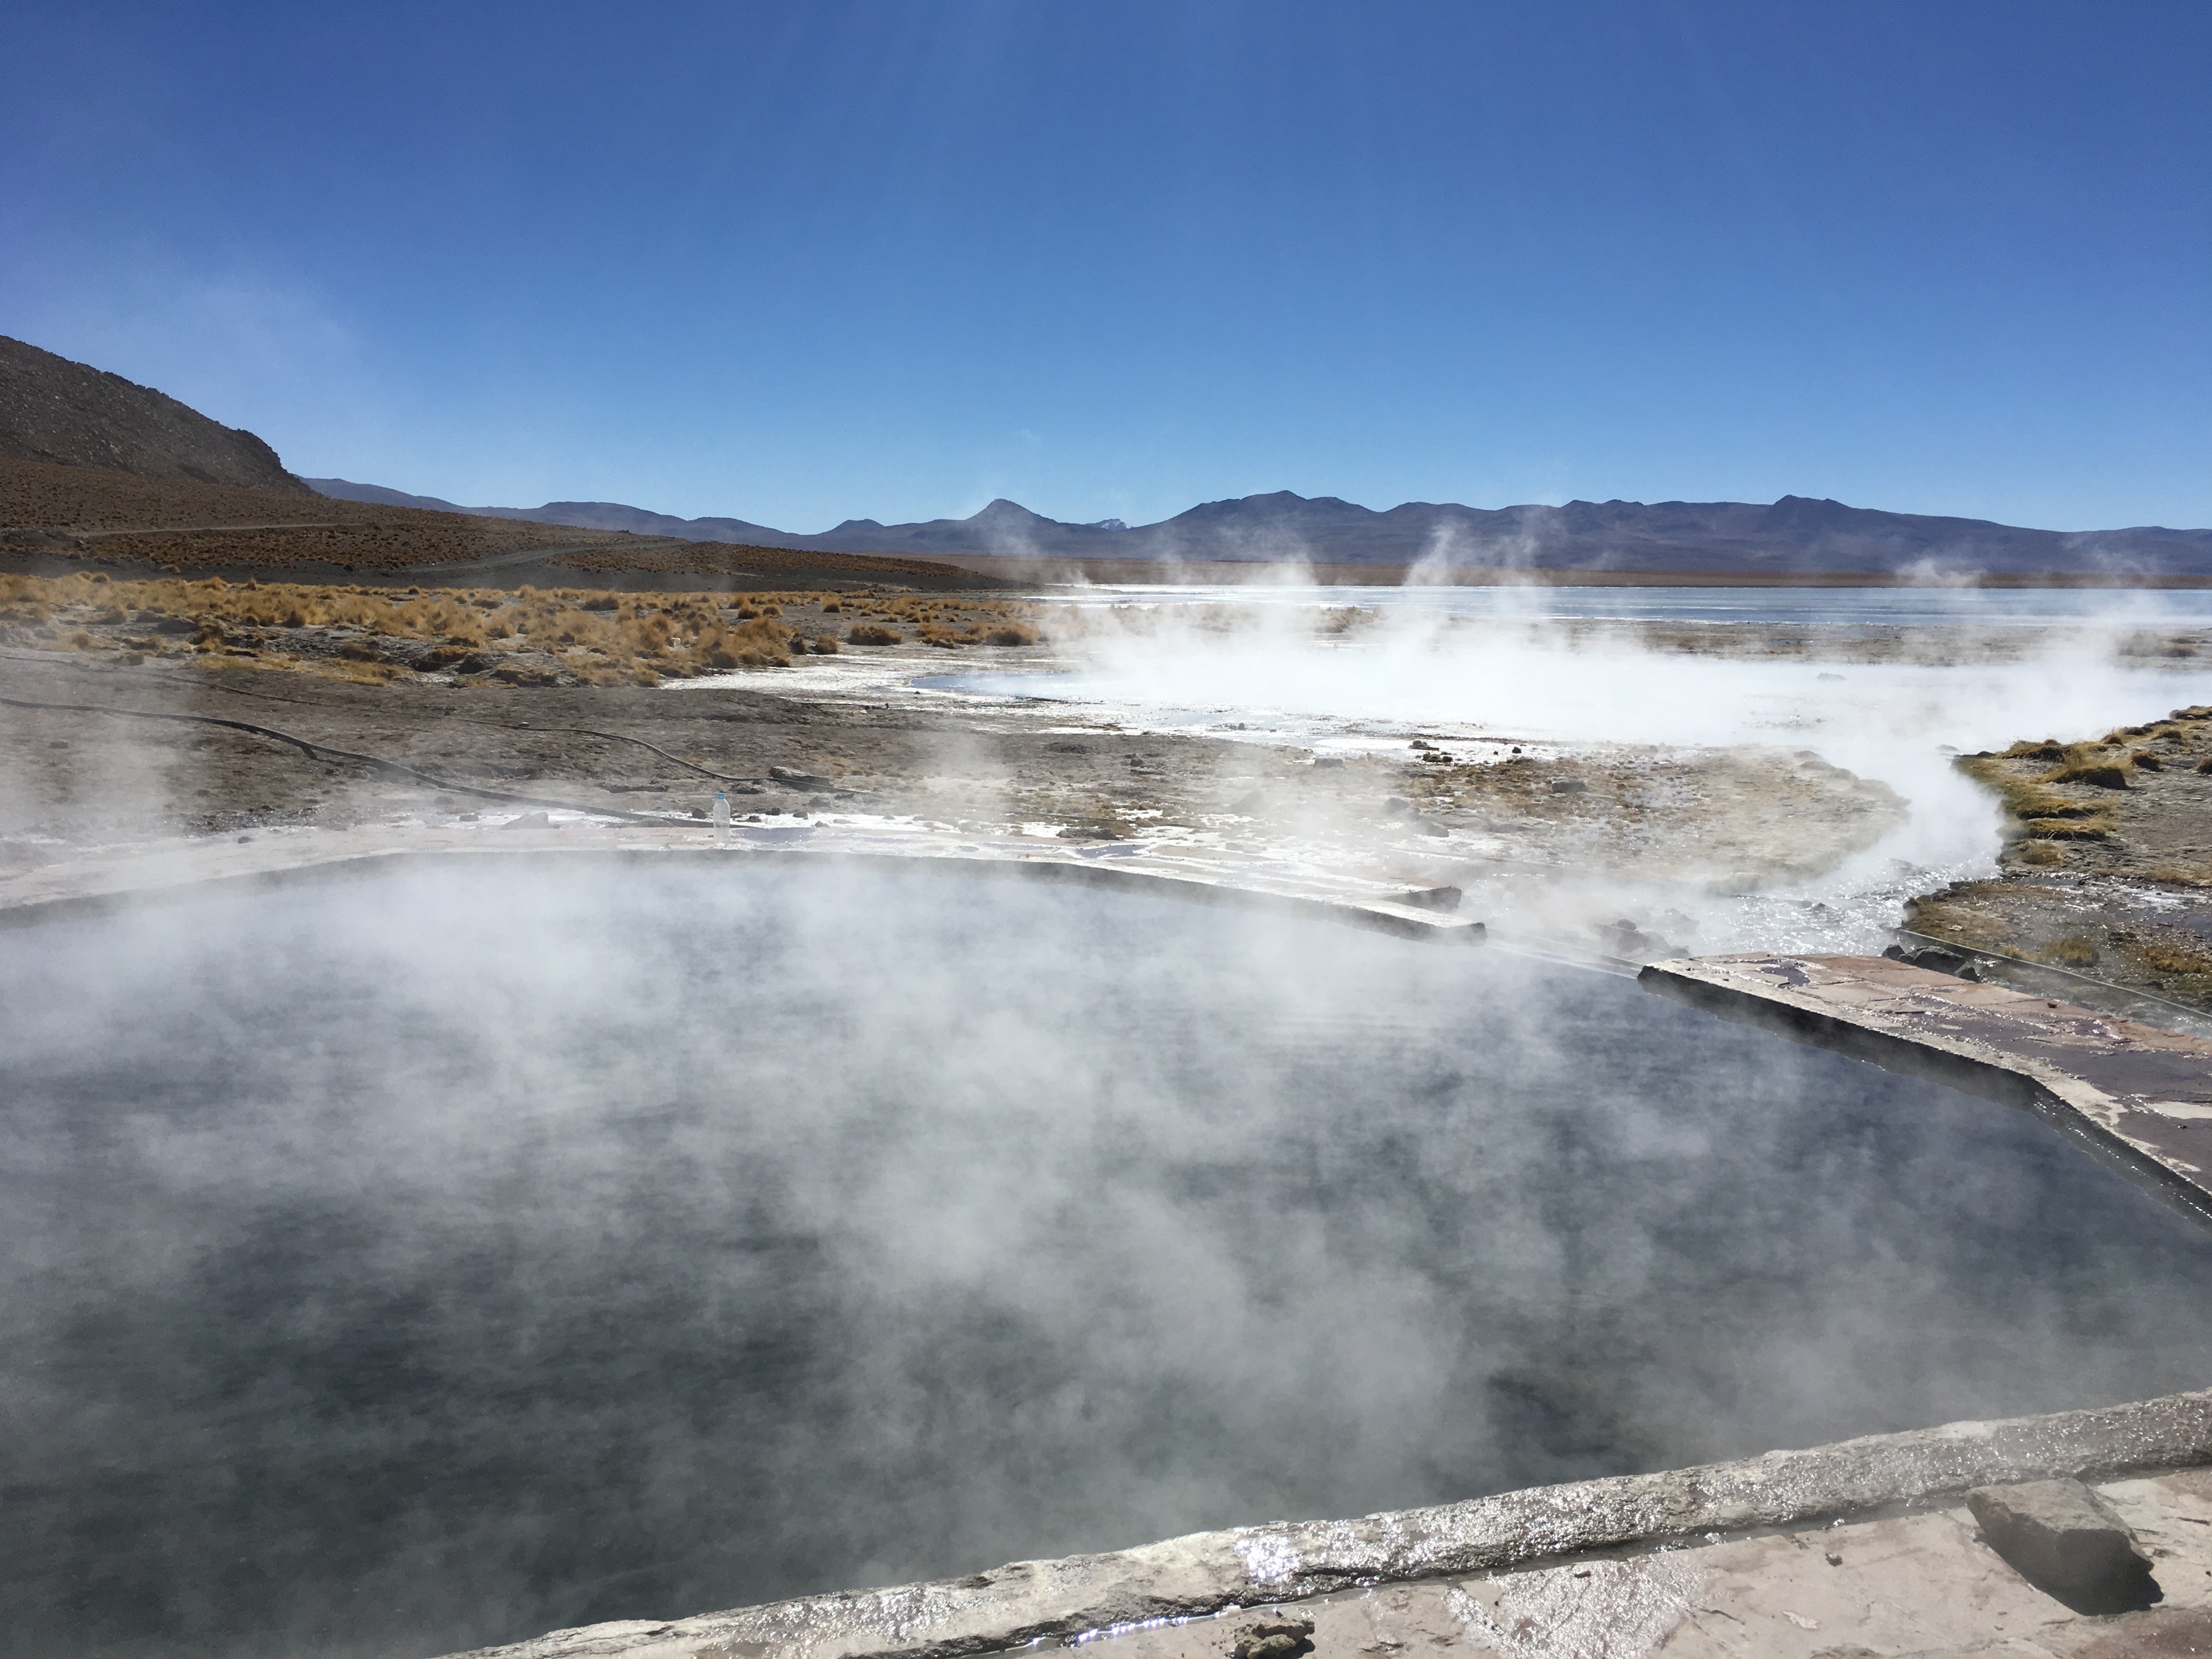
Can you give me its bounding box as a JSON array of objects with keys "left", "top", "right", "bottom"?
[{"left": 0, "top": 571, "right": 1050, "bottom": 689}]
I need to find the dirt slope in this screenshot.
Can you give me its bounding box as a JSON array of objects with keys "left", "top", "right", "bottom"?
[
  {"left": 0, "top": 457, "right": 1005, "bottom": 589},
  {"left": 0, "top": 335, "right": 311, "bottom": 493}
]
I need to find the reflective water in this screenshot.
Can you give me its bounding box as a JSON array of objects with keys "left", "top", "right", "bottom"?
[{"left": 6, "top": 864, "right": 2211, "bottom": 1658}]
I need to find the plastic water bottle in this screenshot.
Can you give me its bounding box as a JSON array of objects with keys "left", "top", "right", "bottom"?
[{"left": 711, "top": 790, "right": 731, "bottom": 833}]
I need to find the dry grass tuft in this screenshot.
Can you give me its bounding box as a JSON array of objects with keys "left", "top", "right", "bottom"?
[
  {"left": 1956, "top": 753, "right": 2116, "bottom": 840},
  {"left": 2034, "top": 937, "right": 2101, "bottom": 968}
]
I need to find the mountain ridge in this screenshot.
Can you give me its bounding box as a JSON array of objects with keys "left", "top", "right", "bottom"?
[{"left": 303, "top": 478, "right": 2212, "bottom": 576}]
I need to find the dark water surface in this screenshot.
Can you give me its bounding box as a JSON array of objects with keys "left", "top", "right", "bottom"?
[{"left": 4, "top": 864, "right": 2211, "bottom": 1658}]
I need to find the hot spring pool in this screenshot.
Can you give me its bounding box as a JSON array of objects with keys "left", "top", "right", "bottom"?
[{"left": 4, "top": 861, "right": 2211, "bottom": 1658}]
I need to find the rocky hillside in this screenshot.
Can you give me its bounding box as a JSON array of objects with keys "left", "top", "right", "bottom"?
[{"left": 0, "top": 335, "right": 310, "bottom": 494}]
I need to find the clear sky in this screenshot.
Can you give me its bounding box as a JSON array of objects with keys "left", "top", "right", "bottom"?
[{"left": 4, "top": 1, "right": 2207, "bottom": 532}]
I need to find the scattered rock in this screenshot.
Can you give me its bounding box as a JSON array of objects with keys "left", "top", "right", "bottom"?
[
  {"left": 1231, "top": 1618, "right": 1314, "bottom": 1659},
  {"left": 1549, "top": 777, "right": 1588, "bottom": 795},
  {"left": 1967, "top": 1479, "right": 2158, "bottom": 1612}
]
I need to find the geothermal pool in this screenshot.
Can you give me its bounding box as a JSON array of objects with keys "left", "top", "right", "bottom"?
[{"left": 6, "top": 862, "right": 2212, "bottom": 1659}]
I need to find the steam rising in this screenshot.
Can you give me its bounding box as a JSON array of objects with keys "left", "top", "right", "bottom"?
[{"left": 4, "top": 863, "right": 2210, "bottom": 1659}]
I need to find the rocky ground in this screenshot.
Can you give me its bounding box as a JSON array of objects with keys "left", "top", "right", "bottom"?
[
  {"left": 0, "top": 604, "right": 1909, "bottom": 965},
  {"left": 1905, "top": 709, "right": 2212, "bottom": 1023},
  {"left": 18, "top": 571, "right": 2212, "bottom": 997}
]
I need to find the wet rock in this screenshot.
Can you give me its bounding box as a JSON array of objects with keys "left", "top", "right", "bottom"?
[
  {"left": 768, "top": 766, "right": 834, "bottom": 792},
  {"left": 1231, "top": 1618, "right": 1314, "bottom": 1659},
  {"left": 1400, "top": 885, "right": 1463, "bottom": 912},
  {"left": 1967, "top": 1479, "right": 2158, "bottom": 1612},
  {"left": 1882, "top": 943, "right": 1983, "bottom": 980}
]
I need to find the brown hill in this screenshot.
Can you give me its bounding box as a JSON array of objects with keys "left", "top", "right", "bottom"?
[
  {"left": 0, "top": 336, "right": 313, "bottom": 494},
  {"left": 0, "top": 456, "right": 999, "bottom": 590}
]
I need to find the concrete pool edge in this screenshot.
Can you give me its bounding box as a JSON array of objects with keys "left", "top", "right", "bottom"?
[
  {"left": 441, "top": 1389, "right": 2212, "bottom": 1659},
  {"left": 1642, "top": 952, "right": 2212, "bottom": 1227},
  {"left": 0, "top": 830, "right": 1485, "bottom": 944},
  {"left": 18, "top": 840, "right": 2212, "bottom": 1656}
]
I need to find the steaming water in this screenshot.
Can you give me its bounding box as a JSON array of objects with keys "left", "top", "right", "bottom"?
[
  {"left": 1049, "top": 583, "right": 2212, "bottom": 627},
  {"left": 884, "top": 585, "right": 2212, "bottom": 953},
  {"left": 8, "top": 863, "right": 2212, "bottom": 1658}
]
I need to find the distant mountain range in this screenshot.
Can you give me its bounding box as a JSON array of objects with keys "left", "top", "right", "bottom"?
[
  {"left": 2, "top": 335, "right": 310, "bottom": 494},
  {"left": 305, "top": 478, "right": 2212, "bottom": 576},
  {"left": 7, "top": 332, "right": 2204, "bottom": 579}
]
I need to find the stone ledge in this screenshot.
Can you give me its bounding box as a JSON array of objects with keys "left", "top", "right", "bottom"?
[
  {"left": 1639, "top": 953, "right": 2212, "bottom": 1227},
  {"left": 438, "top": 1390, "right": 2212, "bottom": 1659}
]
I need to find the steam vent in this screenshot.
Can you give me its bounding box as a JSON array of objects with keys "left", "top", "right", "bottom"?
[{"left": 11, "top": 827, "right": 2212, "bottom": 1659}]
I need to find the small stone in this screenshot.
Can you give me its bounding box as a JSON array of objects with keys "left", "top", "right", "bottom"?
[
  {"left": 1231, "top": 1618, "right": 1314, "bottom": 1659},
  {"left": 1967, "top": 1479, "right": 2157, "bottom": 1611}
]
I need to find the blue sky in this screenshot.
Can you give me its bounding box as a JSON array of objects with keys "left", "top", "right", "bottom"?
[{"left": 4, "top": 1, "right": 2207, "bottom": 532}]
